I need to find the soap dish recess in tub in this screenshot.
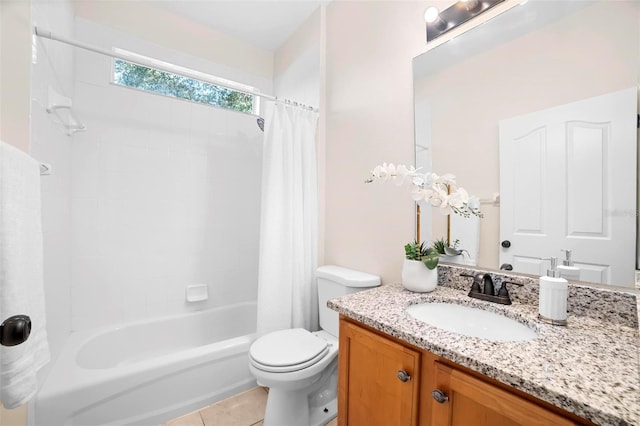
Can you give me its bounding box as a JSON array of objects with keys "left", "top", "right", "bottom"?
[{"left": 186, "top": 284, "right": 208, "bottom": 302}]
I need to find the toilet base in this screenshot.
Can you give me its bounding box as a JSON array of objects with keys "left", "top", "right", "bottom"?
[
  {"left": 262, "top": 358, "right": 338, "bottom": 426},
  {"left": 263, "top": 389, "right": 336, "bottom": 426}
]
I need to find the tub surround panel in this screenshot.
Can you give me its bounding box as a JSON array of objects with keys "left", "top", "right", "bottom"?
[
  {"left": 29, "top": 0, "right": 76, "bottom": 384},
  {"left": 328, "top": 266, "right": 640, "bottom": 425},
  {"left": 68, "top": 18, "right": 263, "bottom": 331}
]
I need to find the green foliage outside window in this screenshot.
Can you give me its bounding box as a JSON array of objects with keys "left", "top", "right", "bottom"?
[{"left": 113, "top": 59, "right": 253, "bottom": 113}]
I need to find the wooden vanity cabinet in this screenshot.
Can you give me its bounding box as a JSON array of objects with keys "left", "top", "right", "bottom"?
[
  {"left": 338, "top": 319, "right": 421, "bottom": 426},
  {"left": 431, "top": 362, "right": 575, "bottom": 426},
  {"left": 338, "top": 317, "right": 593, "bottom": 426}
]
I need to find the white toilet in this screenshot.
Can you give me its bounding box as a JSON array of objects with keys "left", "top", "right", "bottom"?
[{"left": 249, "top": 265, "right": 381, "bottom": 426}]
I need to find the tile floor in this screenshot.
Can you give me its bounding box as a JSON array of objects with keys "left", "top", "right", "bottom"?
[{"left": 161, "top": 387, "right": 338, "bottom": 426}]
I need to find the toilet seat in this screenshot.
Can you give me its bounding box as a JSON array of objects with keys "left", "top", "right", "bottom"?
[{"left": 250, "top": 328, "right": 330, "bottom": 373}]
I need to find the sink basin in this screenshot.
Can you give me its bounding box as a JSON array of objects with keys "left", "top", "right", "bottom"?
[{"left": 406, "top": 302, "right": 538, "bottom": 342}]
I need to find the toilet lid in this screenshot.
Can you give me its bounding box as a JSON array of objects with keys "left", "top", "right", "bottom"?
[{"left": 250, "top": 328, "right": 329, "bottom": 373}]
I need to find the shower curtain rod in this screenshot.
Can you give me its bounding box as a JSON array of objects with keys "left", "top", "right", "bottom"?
[{"left": 34, "top": 26, "right": 318, "bottom": 113}]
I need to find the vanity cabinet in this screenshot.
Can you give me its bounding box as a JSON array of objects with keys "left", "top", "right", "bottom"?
[
  {"left": 338, "top": 319, "right": 421, "bottom": 426},
  {"left": 338, "top": 317, "right": 592, "bottom": 426},
  {"left": 431, "top": 362, "right": 575, "bottom": 426}
]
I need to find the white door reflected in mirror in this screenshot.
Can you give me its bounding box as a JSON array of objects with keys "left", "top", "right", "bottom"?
[{"left": 499, "top": 87, "right": 637, "bottom": 285}]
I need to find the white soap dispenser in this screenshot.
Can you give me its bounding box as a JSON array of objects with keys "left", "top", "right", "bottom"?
[
  {"left": 538, "top": 257, "right": 568, "bottom": 326},
  {"left": 557, "top": 249, "right": 581, "bottom": 281}
]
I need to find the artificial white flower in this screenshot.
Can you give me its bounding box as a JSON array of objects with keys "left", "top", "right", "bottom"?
[
  {"left": 366, "top": 163, "right": 483, "bottom": 218},
  {"left": 448, "top": 187, "right": 469, "bottom": 209},
  {"left": 371, "top": 163, "right": 390, "bottom": 182},
  {"left": 394, "top": 164, "right": 416, "bottom": 186}
]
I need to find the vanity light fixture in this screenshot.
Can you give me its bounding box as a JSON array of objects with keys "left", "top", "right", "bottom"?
[{"left": 425, "top": 0, "right": 506, "bottom": 43}]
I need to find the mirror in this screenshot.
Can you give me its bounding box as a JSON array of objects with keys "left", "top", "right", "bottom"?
[{"left": 413, "top": 0, "right": 640, "bottom": 287}]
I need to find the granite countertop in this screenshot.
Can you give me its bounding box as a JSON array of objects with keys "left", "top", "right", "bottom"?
[{"left": 328, "top": 269, "right": 640, "bottom": 426}]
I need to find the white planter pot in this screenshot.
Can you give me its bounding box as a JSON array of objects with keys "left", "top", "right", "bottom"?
[
  {"left": 401, "top": 259, "right": 438, "bottom": 293},
  {"left": 439, "top": 254, "right": 465, "bottom": 265}
]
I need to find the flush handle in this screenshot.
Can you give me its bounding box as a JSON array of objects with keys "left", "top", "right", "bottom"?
[
  {"left": 396, "top": 370, "right": 411, "bottom": 382},
  {"left": 432, "top": 389, "right": 449, "bottom": 404}
]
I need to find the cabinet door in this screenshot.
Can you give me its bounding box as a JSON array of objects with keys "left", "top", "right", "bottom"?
[
  {"left": 431, "top": 362, "right": 575, "bottom": 426},
  {"left": 338, "top": 320, "right": 421, "bottom": 426}
]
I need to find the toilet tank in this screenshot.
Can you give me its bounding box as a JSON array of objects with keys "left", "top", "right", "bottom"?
[{"left": 316, "top": 265, "right": 381, "bottom": 337}]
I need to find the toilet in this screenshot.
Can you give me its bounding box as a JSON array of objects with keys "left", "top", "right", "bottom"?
[{"left": 249, "top": 265, "right": 381, "bottom": 426}]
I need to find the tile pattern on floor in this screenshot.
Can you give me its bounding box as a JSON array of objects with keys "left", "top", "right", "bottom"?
[{"left": 162, "top": 387, "right": 338, "bottom": 426}]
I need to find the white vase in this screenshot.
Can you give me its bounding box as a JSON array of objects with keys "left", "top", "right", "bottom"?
[
  {"left": 401, "top": 259, "right": 438, "bottom": 292},
  {"left": 439, "top": 254, "right": 465, "bottom": 265}
]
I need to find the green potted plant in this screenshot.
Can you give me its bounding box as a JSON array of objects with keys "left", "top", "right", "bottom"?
[
  {"left": 431, "top": 238, "right": 448, "bottom": 256},
  {"left": 402, "top": 241, "right": 439, "bottom": 292},
  {"left": 405, "top": 241, "right": 439, "bottom": 269},
  {"left": 432, "top": 237, "right": 463, "bottom": 255}
]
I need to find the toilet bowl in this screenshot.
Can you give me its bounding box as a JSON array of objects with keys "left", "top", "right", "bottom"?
[
  {"left": 250, "top": 329, "right": 338, "bottom": 426},
  {"left": 249, "top": 265, "right": 380, "bottom": 426}
]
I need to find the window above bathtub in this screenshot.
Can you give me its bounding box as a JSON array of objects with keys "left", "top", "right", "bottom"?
[{"left": 111, "top": 48, "right": 257, "bottom": 114}]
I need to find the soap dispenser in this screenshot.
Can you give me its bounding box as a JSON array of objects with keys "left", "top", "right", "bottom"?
[
  {"left": 538, "top": 257, "right": 568, "bottom": 326},
  {"left": 557, "top": 249, "right": 581, "bottom": 281}
]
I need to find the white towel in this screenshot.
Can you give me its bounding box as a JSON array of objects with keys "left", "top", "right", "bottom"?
[
  {"left": 450, "top": 213, "right": 480, "bottom": 266},
  {"left": 0, "top": 141, "right": 50, "bottom": 409}
]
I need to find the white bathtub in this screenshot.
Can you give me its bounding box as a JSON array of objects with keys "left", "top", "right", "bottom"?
[{"left": 34, "top": 302, "right": 257, "bottom": 426}]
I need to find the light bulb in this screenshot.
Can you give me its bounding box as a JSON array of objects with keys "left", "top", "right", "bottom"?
[
  {"left": 424, "top": 7, "right": 440, "bottom": 23},
  {"left": 461, "top": 0, "right": 480, "bottom": 12}
]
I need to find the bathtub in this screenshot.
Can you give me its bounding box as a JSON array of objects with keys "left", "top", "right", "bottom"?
[{"left": 34, "top": 302, "right": 257, "bottom": 426}]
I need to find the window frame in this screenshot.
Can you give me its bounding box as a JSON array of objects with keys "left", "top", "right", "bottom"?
[{"left": 109, "top": 48, "right": 260, "bottom": 115}]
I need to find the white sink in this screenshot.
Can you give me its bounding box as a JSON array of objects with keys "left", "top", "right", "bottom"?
[{"left": 406, "top": 302, "right": 538, "bottom": 342}]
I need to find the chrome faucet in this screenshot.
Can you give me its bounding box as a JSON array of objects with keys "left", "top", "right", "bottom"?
[{"left": 460, "top": 273, "right": 523, "bottom": 305}]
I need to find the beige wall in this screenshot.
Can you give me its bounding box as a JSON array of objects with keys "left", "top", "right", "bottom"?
[
  {"left": 0, "top": 0, "right": 31, "bottom": 424},
  {"left": 414, "top": 1, "right": 640, "bottom": 269},
  {"left": 0, "top": 0, "right": 32, "bottom": 153},
  {"left": 323, "top": 1, "right": 433, "bottom": 284},
  {"left": 73, "top": 0, "right": 274, "bottom": 82},
  {"left": 274, "top": 8, "right": 321, "bottom": 101}
]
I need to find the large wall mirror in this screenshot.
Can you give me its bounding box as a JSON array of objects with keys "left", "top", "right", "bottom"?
[{"left": 413, "top": 0, "right": 640, "bottom": 288}]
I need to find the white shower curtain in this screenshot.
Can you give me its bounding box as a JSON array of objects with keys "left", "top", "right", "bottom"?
[{"left": 256, "top": 102, "right": 319, "bottom": 336}]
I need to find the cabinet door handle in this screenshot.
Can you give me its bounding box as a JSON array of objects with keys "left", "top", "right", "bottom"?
[
  {"left": 431, "top": 389, "right": 449, "bottom": 403},
  {"left": 396, "top": 370, "right": 411, "bottom": 382}
]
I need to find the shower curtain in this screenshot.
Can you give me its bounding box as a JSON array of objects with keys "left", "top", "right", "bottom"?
[{"left": 256, "top": 102, "right": 319, "bottom": 336}]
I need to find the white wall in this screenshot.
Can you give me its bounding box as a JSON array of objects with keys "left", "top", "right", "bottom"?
[{"left": 68, "top": 19, "right": 263, "bottom": 331}]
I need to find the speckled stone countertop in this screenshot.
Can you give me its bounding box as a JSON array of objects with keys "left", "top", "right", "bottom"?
[{"left": 328, "top": 265, "right": 640, "bottom": 426}]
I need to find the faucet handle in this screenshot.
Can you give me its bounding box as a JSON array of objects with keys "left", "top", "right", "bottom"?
[
  {"left": 460, "top": 273, "right": 482, "bottom": 293},
  {"left": 496, "top": 280, "right": 524, "bottom": 302}
]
